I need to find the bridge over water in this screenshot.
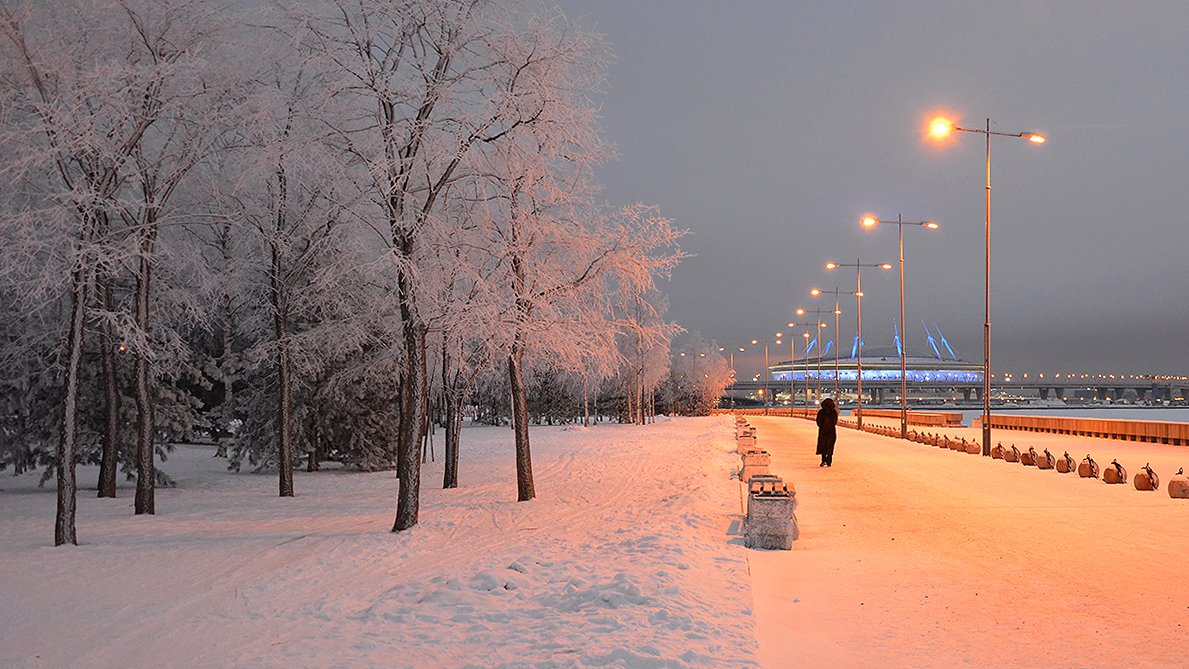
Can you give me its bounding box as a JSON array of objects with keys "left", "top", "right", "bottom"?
[{"left": 727, "top": 375, "right": 1189, "bottom": 405}]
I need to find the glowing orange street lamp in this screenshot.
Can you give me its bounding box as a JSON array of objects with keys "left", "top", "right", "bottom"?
[
  {"left": 810, "top": 287, "right": 853, "bottom": 399},
  {"left": 861, "top": 214, "right": 939, "bottom": 439},
  {"left": 825, "top": 259, "right": 892, "bottom": 429},
  {"left": 929, "top": 115, "right": 1046, "bottom": 456},
  {"left": 749, "top": 335, "right": 782, "bottom": 413}
]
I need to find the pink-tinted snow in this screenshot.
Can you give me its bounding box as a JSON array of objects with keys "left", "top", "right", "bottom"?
[
  {"left": 746, "top": 414, "right": 1189, "bottom": 668},
  {"left": 3, "top": 415, "right": 1188, "bottom": 668},
  {"left": 0, "top": 420, "right": 756, "bottom": 668}
]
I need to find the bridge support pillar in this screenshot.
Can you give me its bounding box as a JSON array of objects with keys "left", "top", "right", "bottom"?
[
  {"left": 962, "top": 388, "right": 972, "bottom": 402},
  {"left": 1039, "top": 387, "right": 1050, "bottom": 400},
  {"left": 1114, "top": 387, "right": 1125, "bottom": 401},
  {"left": 1136, "top": 388, "right": 1148, "bottom": 402},
  {"left": 1096, "top": 387, "right": 1108, "bottom": 401}
]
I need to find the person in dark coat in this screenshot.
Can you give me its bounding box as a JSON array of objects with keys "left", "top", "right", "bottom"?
[{"left": 816, "top": 398, "right": 838, "bottom": 467}]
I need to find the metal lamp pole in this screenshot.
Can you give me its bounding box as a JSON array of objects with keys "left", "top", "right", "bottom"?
[
  {"left": 929, "top": 116, "right": 1045, "bottom": 455},
  {"left": 811, "top": 287, "right": 854, "bottom": 400},
  {"left": 861, "top": 214, "right": 939, "bottom": 438},
  {"left": 800, "top": 306, "right": 833, "bottom": 404},
  {"left": 802, "top": 330, "right": 812, "bottom": 408},
  {"left": 725, "top": 347, "right": 739, "bottom": 411},
  {"left": 787, "top": 317, "right": 819, "bottom": 414},
  {"left": 751, "top": 336, "right": 781, "bottom": 414},
  {"left": 826, "top": 260, "right": 892, "bottom": 429}
]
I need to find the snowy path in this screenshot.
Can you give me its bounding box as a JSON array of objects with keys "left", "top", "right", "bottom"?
[
  {"left": 6, "top": 415, "right": 1188, "bottom": 668},
  {"left": 1, "top": 420, "right": 757, "bottom": 668},
  {"left": 744, "top": 414, "right": 1189, "bottom": 668}
]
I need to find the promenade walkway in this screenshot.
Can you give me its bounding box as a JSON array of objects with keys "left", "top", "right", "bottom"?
[{"left": 742, "top": 414, "right": 1189, "bottom": 668}]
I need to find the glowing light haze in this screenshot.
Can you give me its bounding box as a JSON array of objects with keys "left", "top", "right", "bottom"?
[{"left": 555, "top": 1, "right": 1189, "bottom": 377}]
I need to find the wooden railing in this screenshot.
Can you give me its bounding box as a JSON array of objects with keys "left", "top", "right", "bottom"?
[
  {"left": 974, "top": 414, "right": 1189, "bottom": 446},
  {"left": 717, "top": 407, "right": 816, "bottom": 419},
  {"left": 715, "top": 407, "right": 961, "bottom": 426},
  {"left": 858, "top": 408, "right": 965, "bottom": 427}
]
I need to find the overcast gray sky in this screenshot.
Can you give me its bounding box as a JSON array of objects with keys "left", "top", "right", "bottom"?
[{"left": 554, "top": 0, "right": 1189, "bottom": 378}]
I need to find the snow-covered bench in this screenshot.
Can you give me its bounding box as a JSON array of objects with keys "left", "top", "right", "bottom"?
[
  {"left": 745, "top": 476, "right": 797, "bottom": 550},
  {"left": 737, "top": 431, "right": 756, "bottom": 454},
  {"left": 739, "top": 449, "right": 770, "bottom": 482}
]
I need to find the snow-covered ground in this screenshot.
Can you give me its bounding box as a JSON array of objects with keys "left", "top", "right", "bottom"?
[
  {"left": 3, "top": 415, "right": 1188, "bottom": 668},
  {"left": 747, "top": 414, "right": 1189, "bottom": 668},
  {"left": 0, "top": 420, "right": 756, "bottom": 668}
]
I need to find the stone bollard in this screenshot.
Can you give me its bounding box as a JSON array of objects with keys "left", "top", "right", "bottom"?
[
  {"left": 1037, "top": 448, "right": 1056, "bottom": 470},
  {"left": 1168, "top": 468, "right": 1189, "bottom": 498},
  {"left": 740, "top": 449, "right": 771, "bottom": 483},
  {"left": 745, "top": 478, "right": 797, "bottom": 550},
  {"left": 964, "top": 439, "right": 981, "bottom": 455},
  {"left": 1004, "top": 444, "right": 1020, "bottom": 463},
  {"left": 737, "top": 431, "right": 756, "bottom": 454},
  {"left": 991, "top": 442, "right": 1006, "bottom": 460},
  {"left": 1056, "top": 451, "right": 1076, "bottom": 474},
  {"left": 1020, "top": 447, "right": 1037, "bottom": 466},
  {"left": 1133, "top": 463, "right": 1159, "bottom": 491},
  {"left": 1103, "top": 459, "right": 1127, "bottom": 484},
  {"left": 1078, "top": 454, "right": 1100, "bottom": 479}
]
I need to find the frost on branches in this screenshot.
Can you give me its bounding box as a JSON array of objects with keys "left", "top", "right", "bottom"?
[{"left": 0, "top": 0, "right": 706, "bottom": 545}]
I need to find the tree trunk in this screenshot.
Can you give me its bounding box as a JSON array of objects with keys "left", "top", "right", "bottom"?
[
  {"left": 133, "top": 248, "right": 155, "bottom": 516},
  {"left": 306, "top": 414, "right": 319, "bottom": 473},
  {"left": 271, "top": 164, "right": 295, "bottom": 497},
  {"left": 271, "top": 273, "right": 294, "bottom": 497},
  {"left": 442, "top": 344, "right": 459, "bottom": 489},
  {"left": 583, "top": 379, "right": 589, "bottom": 427},
  {"left": 215, "top": 223, "right": 234, "bottom": 459},
  {"left": 55, "top": 220, "right": 96, "bottom": 543},
  {"left": 97, "top": 277, "right": 121, "bottom": 498},
  {"left": 275, "top": 322, "right": 294, "bottom": 497},
  {"left": 393, "top": 266, "right": 426, "bottom": 532},
  {"left": 508, "top": 348, "right": 534, "bottom": 502},
  {"left": 443, "top": 394, "right": 462, "bottom": 489}
]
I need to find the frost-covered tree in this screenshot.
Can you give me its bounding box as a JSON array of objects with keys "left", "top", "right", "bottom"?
[
  {"left": 295, "top": 0, "right": 631, "bottom": 527},
  {"left": 213, "top": 29, "right": 358, "bottom": 496},
  {"left": 1, "top": 0, "right": 689, "bottom": 543},
  {"left": 665, "top": 334, "right": 732, "bottom": 416},
  {"left": 0, "top": 0, "right": 236, "bottom": 538}
]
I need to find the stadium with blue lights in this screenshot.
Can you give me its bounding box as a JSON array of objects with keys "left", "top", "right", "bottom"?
[{"left": 768, "top": 323, "right": 983, "bottom": 384}]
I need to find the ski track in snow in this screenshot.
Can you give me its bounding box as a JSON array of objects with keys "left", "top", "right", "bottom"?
[{"left": 0, "top": 419, "right": 758, "bottom": 669}]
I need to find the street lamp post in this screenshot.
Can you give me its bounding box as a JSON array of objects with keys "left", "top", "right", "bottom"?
[
  {"left": 722, "top": 346, "right": 738, "bottom": 411},
  {"left": 799, "top": 306, "right": 834, "bottom": 404},
  {"left": 810, "top": 287, "right": 853, "bottom": 400},
  {"left": 930, "top": 116, "right": 1045, "bottom": 455},
  {"left": 861, "top": 213, "right": 939, "bottom": 439},
  {"left": 825, "top": 260, "right": 892, "bottom": 429},
  {"left": 790, "top": 309, "right": 830, "bottom": 410},
  {"left": 750, "top": 335, "right": 782, "bottom": 414},
  {"left": 787, "top": 315, "right": 824, "bottom": 413},
  {"left": 788, "top": 333, "right": 796, "bottom": 412}
]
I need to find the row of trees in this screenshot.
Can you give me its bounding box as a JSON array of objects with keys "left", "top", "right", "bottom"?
[{"left": 0, "top": 0, "right": 730, "bottom": 546}]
